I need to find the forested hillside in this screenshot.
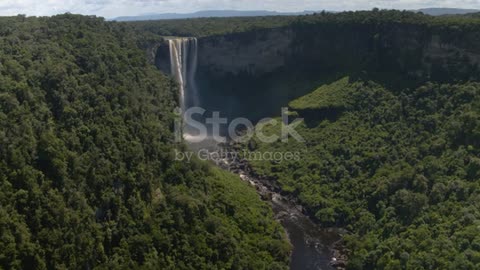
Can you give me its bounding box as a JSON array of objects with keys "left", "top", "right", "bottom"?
[
  {"left": 0, "top": 14, "right": 290, "bottom": 269},
  {"left": 245, "top": 77, "right": 480, "bottom": 269}
]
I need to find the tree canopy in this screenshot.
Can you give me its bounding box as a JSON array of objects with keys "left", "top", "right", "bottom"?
[
  {"left": 0, "top": 14, "right": 290, "bottom": 269},
  {"left": 245, "top": 77, "right": 480, "bottom": 269}
]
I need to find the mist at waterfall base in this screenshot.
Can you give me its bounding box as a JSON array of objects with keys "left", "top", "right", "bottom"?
[{"left": 166, "top": 37, "right": 337, "bottom": 270}]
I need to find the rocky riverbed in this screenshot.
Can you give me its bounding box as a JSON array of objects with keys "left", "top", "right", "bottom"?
[{"left": 210, "top": 143, "right": 348, "bottom": 270}]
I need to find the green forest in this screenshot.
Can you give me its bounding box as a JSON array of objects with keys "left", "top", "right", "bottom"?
[
  {"left": 0, "top": 15, "right": 289, "bottom": 269},
  {"left": 245, "top": 77, "right": 480, "bottom": 269}
]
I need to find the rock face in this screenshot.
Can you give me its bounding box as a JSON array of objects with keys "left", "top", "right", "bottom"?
[
  {"left": 166, "top": 24, "right": 480, "bottom": 82},
  {"left": 154, "top": 42, "right": 171, "bottom": 75},
  {"left": 197, "top": 28, "right": 294, "bottom": 76}
]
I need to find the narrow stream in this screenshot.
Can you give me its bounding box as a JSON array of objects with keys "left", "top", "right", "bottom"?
[{"left": 178, "top": 101, "right": 348, "bottom": 268}]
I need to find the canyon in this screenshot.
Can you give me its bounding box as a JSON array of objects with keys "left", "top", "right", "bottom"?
[{"left": 149, "top": 16, "right": 480, "bottom": 269}]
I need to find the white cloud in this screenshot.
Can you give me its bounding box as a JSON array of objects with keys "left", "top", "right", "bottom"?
[{"left": 0, "top": 0, "right": 478, "bottom": 18}]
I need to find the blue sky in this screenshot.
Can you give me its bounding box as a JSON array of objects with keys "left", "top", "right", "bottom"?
[{"left": 0, "top": 0, "right": 478, "bottom": 18}]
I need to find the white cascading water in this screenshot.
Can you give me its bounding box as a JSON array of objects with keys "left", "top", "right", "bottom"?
[
  {"left": 169, "top": 37, "right": 199, "bottom": 141},
  {"left": 168, "top": 37, "right": 198, "bottom": 112}
]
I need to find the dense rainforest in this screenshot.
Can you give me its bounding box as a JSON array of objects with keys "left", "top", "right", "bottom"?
[
  {"left": 244, "top": 77, "right": 480, "bottom": 269},
  {"left": 0, "top": 14, "right": 290, "bottom": 269}
]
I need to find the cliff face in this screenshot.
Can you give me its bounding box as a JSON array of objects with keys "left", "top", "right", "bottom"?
[
  {"left": 197, "top": 28, "right": 294, "bottom": 76},
  {"left": 154, "top": 42, "right": 171, "bottom": 74},
  {"left": 425, "top": 33, "right": 480, "bottom": 79},
  {"left": 179, "top": 23, "right": 480, "bottom": 82}
]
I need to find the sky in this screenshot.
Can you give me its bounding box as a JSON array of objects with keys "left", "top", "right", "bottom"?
[{"left": 0, "top": 0, "right": 478, "bottom": 18}]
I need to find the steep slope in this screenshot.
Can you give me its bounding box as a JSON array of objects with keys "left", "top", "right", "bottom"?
[{"left": 0, "top": 14, "right": 290, "bottom": 269}]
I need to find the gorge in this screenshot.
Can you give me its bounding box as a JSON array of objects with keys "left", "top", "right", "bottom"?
[
  {"left": 164, "top": 36, "right": 342, "bottom": 269},
  {"left": 149, "top": 12, "right": 480, "bottom": 269}
]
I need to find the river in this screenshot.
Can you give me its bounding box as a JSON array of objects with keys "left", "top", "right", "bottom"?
[{"left": 199, "top": 142, "right": 347, "bottom": 270}]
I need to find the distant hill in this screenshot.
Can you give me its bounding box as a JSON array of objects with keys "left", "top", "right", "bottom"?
[
  {"left": 112, "top": 10, "right": 319, "bottom": 21},
  {"left": 417, "top": 8, "right": 480, "bottom": 16}
]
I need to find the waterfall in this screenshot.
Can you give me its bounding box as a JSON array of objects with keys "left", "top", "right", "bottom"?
[
  {"left": 169, "top": 37, "right": 200, "bottom": 141},
  {"left": 168, "top": 37, "right": 198, "bottom": 112}
]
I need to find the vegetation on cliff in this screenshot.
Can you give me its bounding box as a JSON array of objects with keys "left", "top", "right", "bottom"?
[
  {"left": 0, "top": 14, "right": 290, "bottom": 269},
  {"left": 289, "top": 77, "right": 353, "bottom": 111},
  {"left": 130, "top": 9, "right": 480, "bottom": 38},
  {"left": 128, "top": 16, "right": 296, "bottom": 37}
]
